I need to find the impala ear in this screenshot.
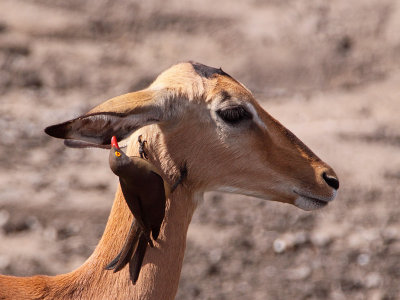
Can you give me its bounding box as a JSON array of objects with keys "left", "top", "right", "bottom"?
[{"left": 45, "top": 90, "right": 165, "bottom": 147}]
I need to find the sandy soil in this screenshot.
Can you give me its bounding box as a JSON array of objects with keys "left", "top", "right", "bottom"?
[{"left": 0, "top": 0, "right": 399, "bottom": 299}]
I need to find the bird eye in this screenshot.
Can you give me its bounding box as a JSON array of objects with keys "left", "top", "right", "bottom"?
[
  {"left": 115, "top": 151, "right": 121, "bottom": 157},
  {"left": 216, "top": 106, "right": 252, "bottom": 124}
]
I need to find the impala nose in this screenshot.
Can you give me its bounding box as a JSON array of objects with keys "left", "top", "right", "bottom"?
[{"left": 322, "top": 171, "right": 339, "bottom": 190}]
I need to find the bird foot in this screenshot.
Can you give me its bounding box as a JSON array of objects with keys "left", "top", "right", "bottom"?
[
  {"left": 142, "top": 229, "right": 154, "bottom": 247},
  {"left": 138, "top": 135, "right": 148, "bottom": 159}
]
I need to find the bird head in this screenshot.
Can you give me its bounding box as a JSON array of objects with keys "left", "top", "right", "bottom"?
[{"left": 109, "top": 136, "right": 131, "bottom": 175}]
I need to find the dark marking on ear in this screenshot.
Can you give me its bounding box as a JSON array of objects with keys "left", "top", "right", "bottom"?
[
  {"left": 45, "top": 110, "right": 161, "bottom": 146},
  {"left": 44, "top": 121, "right": 69, "bottom": 139},
  {"left": 45, "top": 112, "right": 131, "bottom": 138},
  {"left": 190, "top": 61, "right": 231, "bottom": 79}
]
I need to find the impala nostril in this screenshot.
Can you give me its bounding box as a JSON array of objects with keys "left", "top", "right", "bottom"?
[{"left": 322, "top": 172, "right": 339, "bottom": 190}]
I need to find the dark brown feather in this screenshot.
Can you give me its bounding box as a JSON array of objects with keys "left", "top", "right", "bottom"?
[
  {"left": 129, "top": 233, "right": 148, "bottom": 284},
  {"left": 105, "top": 220, "right": 140, "bottom": 272},
  {"left": 120, "top": 179, "right": 155, "bottom": 247}
]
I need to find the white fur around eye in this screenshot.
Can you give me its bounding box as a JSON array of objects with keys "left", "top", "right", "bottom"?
[
  {"left": 244, "top": 103, "right": 267, "bottom": 130},
  {"left": 209, "top": 97, "right": 267, "bottom": 130}
]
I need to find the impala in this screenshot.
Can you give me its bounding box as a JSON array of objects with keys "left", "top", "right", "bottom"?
[{"left": 0, "top": 62, "right": 339, "bottom": 299}]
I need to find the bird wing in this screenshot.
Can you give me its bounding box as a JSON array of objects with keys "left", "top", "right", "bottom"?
[
  {"left": 119, "top": 179, "right": 147, "bottom": 231},
  {"left": 129, "top": 156, "right": 172, "bottom": 196},
  {"left": 138, "top": 171, "right": 167, "bottom": 241}
]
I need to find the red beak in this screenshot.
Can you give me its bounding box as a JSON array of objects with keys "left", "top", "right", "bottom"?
[{"left": 111, "top": 136, "right": 120, "bottom": 149}]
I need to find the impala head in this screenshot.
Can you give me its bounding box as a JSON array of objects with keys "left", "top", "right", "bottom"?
[{"left": 45, "top": 62, "right": 339, "bottom": 211}]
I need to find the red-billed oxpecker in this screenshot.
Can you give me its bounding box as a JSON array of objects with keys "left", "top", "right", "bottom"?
[{"left": 106, "top": 136, "right": 169, "bottom": 283}]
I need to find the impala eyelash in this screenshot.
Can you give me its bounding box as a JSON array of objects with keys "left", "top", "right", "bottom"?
[{"left": 216, "top": 106, "right": 252, "bottom": 124}]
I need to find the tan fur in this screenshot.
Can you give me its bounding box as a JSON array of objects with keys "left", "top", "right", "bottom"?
[{"left": 0, "top": 62, "right": 338, "bottom": 299}]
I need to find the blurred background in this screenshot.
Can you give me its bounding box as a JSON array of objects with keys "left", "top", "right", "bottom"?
[{"left": 0, "top": 0, "right": 399, "bottom": 299}]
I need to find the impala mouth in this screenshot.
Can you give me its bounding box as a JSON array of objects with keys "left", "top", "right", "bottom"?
[
  {"left": 293, "top": 191, "right": 331, "bottom": 211},
  {"left": 64, "top": 137, "right": 129, "bottom": 149}
]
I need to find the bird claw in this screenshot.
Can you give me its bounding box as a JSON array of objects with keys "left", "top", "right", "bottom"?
[{"left": 138, "top": 135, "right": 148, "bottom": 159}]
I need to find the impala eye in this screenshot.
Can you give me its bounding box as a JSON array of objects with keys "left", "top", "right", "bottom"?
[{"left": 216, "top": 106, "right": 252, "bottom": 124}]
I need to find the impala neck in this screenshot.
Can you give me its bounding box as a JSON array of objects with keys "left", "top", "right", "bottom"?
[
  {"left": 0, "top": 129, "right": 198, "bottom": 299},
  {"left": 47, "top": 128, "right": 199, "bottom": 299},
  {"left": 48, "top": 186, "right": 197, "bottom": 300}
]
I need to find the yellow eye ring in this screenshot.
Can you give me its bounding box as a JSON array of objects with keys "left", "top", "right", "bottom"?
[{"left": 115, "top": 151, "right": 121, "bottom": 157}]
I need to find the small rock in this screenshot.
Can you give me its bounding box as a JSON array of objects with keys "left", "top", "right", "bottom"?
[
  {"left": 26, "top": 216, "right": 40, "bottom": 230},
  {"left": 311, "top": 231, "right": 332, "bottom": 247},
  {"left": 2, "top": 217, "right": 30, "bottom": 234},
  {"left": 365, "top": 272, "right": 382, "bottom": 288},
  {"left": 368, "top": 289, "right": 384, "bottom": 300},
  {"left": 287, "top": 265, "right": 311, "bottom": 280},
  {"left": 293, "top": 232, "right": 308, "bottom": 245},
  {"left": 273, "top": 239, "right": 286, "bottom": 253},
  {"left": 43, "top": 227, "right": 57, "bottom": 241},
  {"left": 206, "top": 263, "right": 219, "bottom": 276},
  {"left": 382, "top": 227, "right": 398, "bottom": 242},
  {"left": 209, "top": 248, "right": 222, "bottom": 264},
  {"left": 357, "top": 253, "right": 370, "bottom": 266}
]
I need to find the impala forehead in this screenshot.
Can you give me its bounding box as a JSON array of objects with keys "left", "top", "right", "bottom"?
[{"left": 151, "top": 62, "right": 267, "bottom": 129}]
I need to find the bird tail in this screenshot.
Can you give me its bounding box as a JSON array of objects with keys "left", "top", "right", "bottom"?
[
  {"left": 105, "top": 220, "right": 140, "bottom": 272},
  {"left": 129, "top": 233, "right": 148, "bottom": 284},
  {"left": 105, "top": 220, "right": 150, "bottom": 285}
]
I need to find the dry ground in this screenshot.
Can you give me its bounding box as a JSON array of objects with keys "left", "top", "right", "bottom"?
[{"left": 0, "top": 0, "right": 399, "bottom": 299}]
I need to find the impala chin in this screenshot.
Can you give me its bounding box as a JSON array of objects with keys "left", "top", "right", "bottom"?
[
  {"left": 294, "top": 196, "right": 328, "bottom": 211},
  {"left": 293, "top": 190, "right": 337, "bottom": 211}
]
